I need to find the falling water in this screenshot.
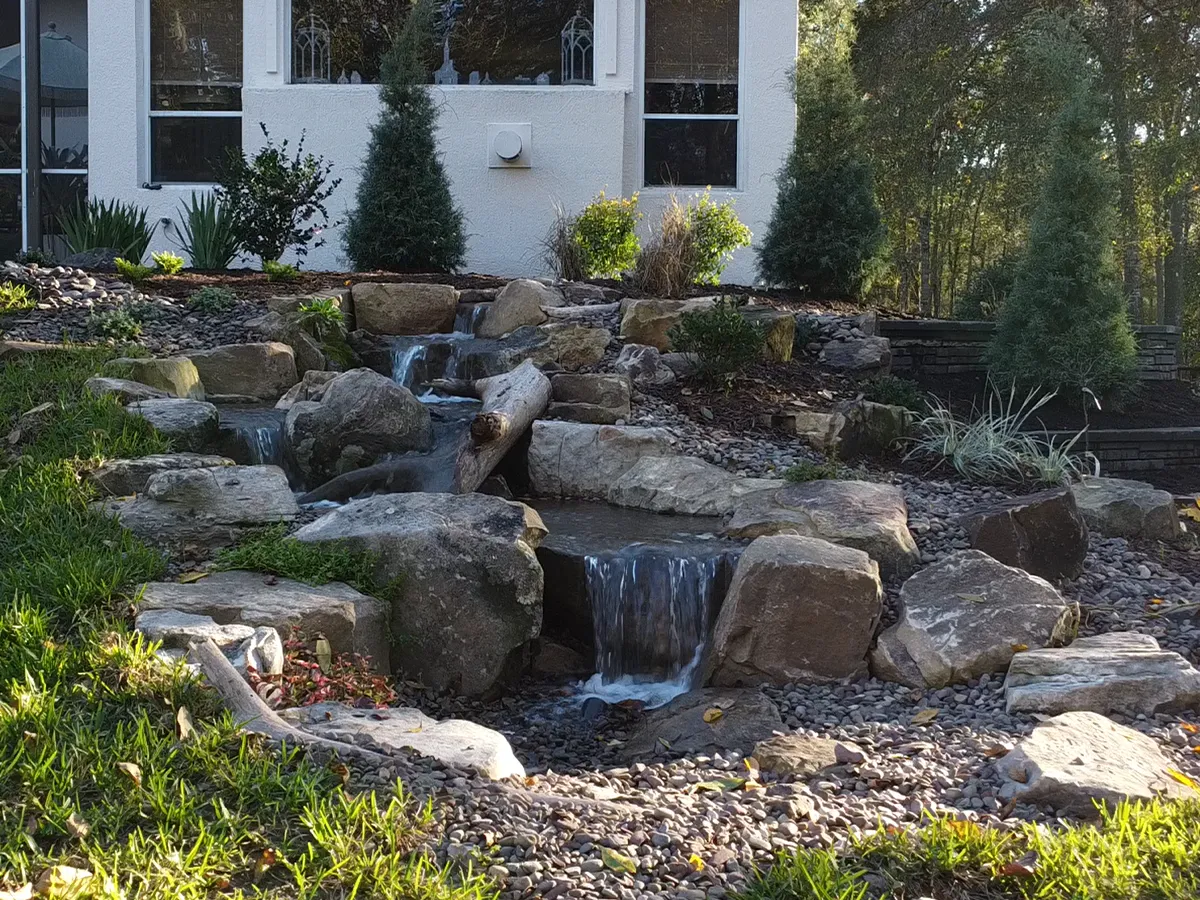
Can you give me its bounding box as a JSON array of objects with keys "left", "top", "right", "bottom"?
[
  {"left": 239, "top": 423, "right": 284, "bottom": 467},
  {"left": 453, "top": 303, "right": 489, "bottom": 335},
  {"left": 391, "top": 343, "right": 429, "bottom": 393}
]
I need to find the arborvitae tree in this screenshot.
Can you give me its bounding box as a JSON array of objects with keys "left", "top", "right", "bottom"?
[
  {"left": 757, "top": 28, "right": 885, "bottom": 298},
  {"left": 344, "top": 0, "right": 466, "bottom": 272},
  {"left": 987, "top": 31, "right": 1136, "bottom": 396}
]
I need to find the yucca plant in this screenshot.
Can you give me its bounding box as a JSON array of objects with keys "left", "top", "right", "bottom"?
[
  {"left": 60, "top": 198, "right": 156, "bottom": 261},
  {"left": 174, "top": 192, "right": 241, "bottom": 270}
]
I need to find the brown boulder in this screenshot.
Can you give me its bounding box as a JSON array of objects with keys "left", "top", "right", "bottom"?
[{"left": 962, "top": 488, "right": 1088, "bottom": 581}]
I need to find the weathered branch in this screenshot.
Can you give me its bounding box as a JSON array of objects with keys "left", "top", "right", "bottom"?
[{"left": 452, "top": 360, "right": 550, "bottom": 494}]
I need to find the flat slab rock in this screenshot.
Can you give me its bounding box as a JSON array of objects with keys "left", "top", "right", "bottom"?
[
  {"left": 1005, "top": 632, "right": 1200, "bottom": 717},
  {"left": 527, "top": 421, "right": 677, "bottom": 501},
  {"left": 871, "top": 550, "right": 1074, "bottom": 688},
  {"left": 86, "top": 453, "right": 235, "bottom": 497},
  {"left": 125, "top": 399, "right": 219, "bottom": 452},
  {"left": 84, "top": 376, "right": 171, "bottom": 404},
  {"left": 623, "top": 689, "right": 783, "bottom": 761},
  {"left": 725, "top": 480, "right": 920, "bottom": 580},
  {"left": 138, "top": 570, "right": 389, "bottom": 670},
  {"left": 752, "top": 734, "right": 866, "bottom": 777},
  {"left": 1070, "top": 477, "right": 1179, "bottom": 542},
  {"left": 996, "top": 711, "right": 1190, "bottom": 816},
  {"left": 281, "top": 702, "right": 525, "bottom": 781},
  {"left": 609, "top": 456, "right": 783, "bottom": 517}
]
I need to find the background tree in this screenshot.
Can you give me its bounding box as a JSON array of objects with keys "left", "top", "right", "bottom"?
[
  {"left": 757, "top": 0, "right": 885, "bottom": 297},
  {"left": 343, "top": 0, "right": 466, "bottom": 272}
]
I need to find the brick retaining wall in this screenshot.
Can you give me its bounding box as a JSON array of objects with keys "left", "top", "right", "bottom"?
[
  {"left": 877, "top": 320, "right": 1181, "bottom": 382},
  {"left": 1047, "top": 428, "right": 1200, "bottom": 474}
]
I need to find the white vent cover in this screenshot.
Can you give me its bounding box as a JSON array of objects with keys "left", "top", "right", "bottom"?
[{"left": 488, "top": 123, "right": 533, "bottom": 168}]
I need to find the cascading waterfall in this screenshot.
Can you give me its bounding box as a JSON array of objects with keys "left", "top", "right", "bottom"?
[
  {"left": 238, "top": 423, "right": 284, "bottom": 467},
  {"left": 453, "top": 303, "right": 488, "bottom": 335},
  {"left": 391, "top": 343, "right": 429, "bottom": 393}
]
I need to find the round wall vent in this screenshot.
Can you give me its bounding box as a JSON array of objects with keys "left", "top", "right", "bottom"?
[{"left": 493, "top": 129, "right": 524, "bottom": 161}]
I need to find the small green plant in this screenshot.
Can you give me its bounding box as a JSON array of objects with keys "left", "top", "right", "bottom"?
[
  {"left": 784, "top": 458, "right": 849, "bottom": 482},
  {"left": 669, "top": 297, "right": 765, "bottom": 382},
  {"left": 126, "top": 299, "right": 165, "bottom": 324},
  {"left": 174, "top": 191, "right": 242, "bottom": 270},
  {"left": 0, "top": 281, "right": 34, "bottom": 312},
  {"left": 114, "top": 257, "right": 153, "bottom": 282},
  {"left": 297, "top": 298, "right": 353, "bottom": 367},
  {"left": 263, "top": 259, "right": 300, "bottom": 282},
  {"left": 863, "top": 374, "right": 927, "bottom": 412},
  {"left": 60, "top": 197, "right": 156, "bottom": 260},
  {"left": 17, "top": 248, "right": 55, "bottom": 266},
  {"left": 88, "top": 308, "right": 143, "bottom": 341},
  {"left": 574, "top": 192, "right": 642, "bottom": 278},
  {"left": 187, "top": 285, "right": 237, "bottom": 314},
  {"left": 151, "top": 250, "right": 186, "bottom": 275},
  {"left": 686, "top": 191, "right": 752, "bottom": 284},
  {"left": 249, "top": 627, "right": 396, "bottom": 710},
  {"left": 793, "top": 316, "right": 821, "bottom": 350}
]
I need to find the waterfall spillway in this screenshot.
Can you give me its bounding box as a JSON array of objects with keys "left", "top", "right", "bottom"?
[
  {"left": 217, "top": 407, "right": 287, "bottom": 470},
  {"left": 240, "top": 423, "right": 283, "bottom": 467}
]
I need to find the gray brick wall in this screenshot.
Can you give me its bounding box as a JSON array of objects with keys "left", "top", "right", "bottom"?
[{"left": 1046, "top": 428, "right": 1200, "bottom": 473}]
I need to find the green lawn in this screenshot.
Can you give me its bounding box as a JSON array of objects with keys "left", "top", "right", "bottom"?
[{"left": 0, "top": 348, "right": 493, "bottom": 899}]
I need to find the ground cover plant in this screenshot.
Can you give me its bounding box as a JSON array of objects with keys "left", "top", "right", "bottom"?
[
  {"left": 187, "top": 285, "right": 238, "bottom": 315},
  {"left": 0, "top": 281, "right": 34, "bottom": 312},
  {"left": 0, "top": 348, "right": 494, "bottom": 899}
]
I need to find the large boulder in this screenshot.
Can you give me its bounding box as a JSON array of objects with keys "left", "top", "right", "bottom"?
[
  {"left": 247, "top": 310, "right": 328, "bottom": 375},
  {"left": 995, "top": 711, "right": 1190, "bottom": 816},
  {"left": 284, "top": 368, "right": 432, "bottom": 486},
  {"left": 138, "top": 570, "right": 390, "bottom": 669},
  {"left": 527, "top": 421, "right": 676, "bottom": 500},
  {"left": 124, "top": 399, "right": 219, "bottom": 452},
  {"left": 135, "top": 608, "right": 255, "bottom": 652},
  {"left": 619, "top": 298, "right": 715, "bottom": 351},
  {"left": 871, "top": 550, "right": 1075, "bottom": 688},
  {"left": 962, "top": 488, "right": 1089, "bottom": 581},
  {"left": 704, "top": 535, "right": 883, "bottom": 686},
  {"left": 281, "top": 702, "right": 525, "bottom": 780},
  {"left": 549, "top": 373, "right": 632, "bottom": 425},
  {"left": 98, "top": 465, "right": 298, "bottom": 554},
  {"left": 477, "top": 280, "right": 555, "bottom": 338},
  {"left": 1004, "top": 632, "right": 1200, "bottom": 716},
  {"left": 725, "top": 481, "right": 920, "bottom": 580},
  {"left": 608, "top": 456, "right": 784, "bottom": 517},
  {"left": 614, "top": 344, "right": 676, "bottom": 386},
  {"left": 1071, "top": 477, "right": 1179, "bottom": 542},
  {"left": 185, "top": 342, "right": 298, "bottom": 403},
  {"left": 86, "top": 453, "right": 234, "bottom": 496},
  {"left": 84, "top": 376, "right": 170, "bottom": 404},
  {"left": 740, "top": 306, "right": 795, "bottom": 363},
  {"left": 351, "top": 282, "right": 458, "bottom": 335},
  {"left": 624, "top": 688, "right": 783, "bottom": 761},
  {"left": 828, "top": 401, "right": 914, "bottom": 459},
  {"left": 293, "top": 493, "right": 547, "bottom": 696},
  {"left": 821, "top": 337, "right": 892, "bottom": 374},
  {"left": 105, "top": 357, "right": 205, "bottom": 400},
  {"left": 528, "top": 323, "right": 611, "bottom": 369}
]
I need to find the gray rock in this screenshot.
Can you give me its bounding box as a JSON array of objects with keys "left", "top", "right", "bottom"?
[
  {"left": 477, "top": 280, "right": 555, "bottom": 338},
  {"left": 871, "top": 550, "right": 1075, "bottom": 688},
  {"left": 125, "top": 399, "right": 219, "bottom": 452},
  {"left": 84, "top": 376, "right": 170, "bottom": 404},
  {"left": 962, "top": 488, "right": 1089, "bottom": 581},
  {"left": 527, "top": 421, "right": 676, "bottom": 500},
  {"left": 828, "top": 400, "right": 914, "bottom": 459},
  {"left": 185, "top": 342, "right": 299, "bottom": 403},
  {"left": 619, "top": 298, "right": 715, "bottom": 351},
  {"left": 704, "top": 535, "right": 883, "bottom": 686},
  {"left": 233, "top": 627, "right": 286, "bottom": 677},
  {"left": 281, "top": 702, "right": 525, "bottom": 780},
  {"left": 752, "top": 734, "right": 854, "bottom": 777},
  {"left": 1071, "top": 477, "right": 1180, "bottom": 542},
  {"left": 608, "top": 455, "right": 784, "bottom": 517},
  {"left": 284, "top": 368, "right": 432, "bottom": 487},
  {"left": 1004, "top": 632, "right": 1200, "bottom": 716},
  {"left": 247, "top": 310, "right": 327, "bottom": 375},
  {"left": 996, "top": 711, "right": 1190, "bottom": 816},
  {"left": 624, "top": 688, "right": 783, "bottom": 760},
  {"left": 821, "top": 337, "right": 892, "bottom": 373},
  {"left": 614, "top": 344, "right": 676, "bottom": 386},
  {"left": 275, "top": 370, "right": 338, "bottom": 410},
  {"left": 725, "top": 480, "right": 920, "bottom": 580},
  {"left": 351, "top": 282, "right": 458, "bottom": 335},
  {"left": 740, "top": 306, "right": 795, "bottom": 363},
  {"left": 546, "top": 402, "right": 627, "bottom": 425},
  {"left": 106, "top": 357, "right": 205, "bottom": 400},
  {"left": 548, "top": 373, "right": 631, "bottom": 425},
  {"left": 293, "top": 493, "right": 547, "bottom": 696},
  {"left": 135, "top": 608, "right": 255, "bottom": 650},
  {"left": 86, "top": 453, "right": 235, "bottom": 496},
  {"left": 139, "top": 570, "right": 390, "bottom": 669},
  {"left": 528, "top": 323, "right": 611, "bottom": 369}
]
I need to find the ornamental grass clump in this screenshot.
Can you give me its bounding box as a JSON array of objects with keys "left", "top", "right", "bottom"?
[
  {"left": 174, "top": 192, "right": 242, "bottom": 270},
  {"left": 60, "top": 198, "right": 156, "bottom": 261},
  {"left": 635, "top": 193, "right": 751, "bottom": 297}
]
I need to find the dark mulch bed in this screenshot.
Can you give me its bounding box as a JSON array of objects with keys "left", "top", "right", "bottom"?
[
  {"left": 145, "top": 269, "right": 516, "bottom": 303},
  {"left": 910, "top": 370, "right": 1200, "bottom": 432}
]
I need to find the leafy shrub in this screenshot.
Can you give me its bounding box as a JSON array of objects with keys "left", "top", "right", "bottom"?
[
  {"left": 61, "top": 198, "right": 156, "bottom": 261},
  {"left": 188, "top": 285, "right": 237, "bottom": 314},
  {"left": 688, "top": 191, "right": 752, "bottom": 284},
  {"left": 793, "top": 316, "right": 821, "bottom": 350},
  {"left": 575, "top": 192, "right": 642, "bottom": 278},
  {"left": 298, "top": 298, "right": 353, "bottom": 367},
  {"left": 151, "top": 250, "right": 185, "bottom": 275},
  {"left": 669, "top": 297, "right": 764, "bottom": 381},
  {"left": 343, "top": 0, "right": 466, "bottom": 273},
  {"left": 127, "top": 299, "right": 165, "bottom": 324},
  {"left": 114, "top": 258, "right": 153, "bottom": 282},
  {"left": 263, "top": 259, "right": 300, "bottom": 282},
  {"left": 87, "top": 309, "right": 142, "bottom": 341},
  {"left": 174, "top": 192, "right": 242, "bottom": 270},
  {"left": 215, "top": 124, "right": 340, "bottom": 266},
  {"left": 784, "top": 459, "right": 849, "bottom": 482},
  {"left": 248, "top": 627, "right": 395, "bottom": 710},
  {"left": 17, "top": 248, "right": 55, "bottom": 266},
  {"left": 956, "top": 257, "right": 1018, "bottom": 321},
  {"left": 0, "top": 281, "right": 34, "bottom": 312},
  {"left": 863, "top": 374, "right": 927, "bottom": 412}
]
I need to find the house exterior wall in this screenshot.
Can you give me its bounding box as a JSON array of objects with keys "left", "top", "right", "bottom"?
[{"left": 89, "top": 0, "right": 798, "bottom": 284}]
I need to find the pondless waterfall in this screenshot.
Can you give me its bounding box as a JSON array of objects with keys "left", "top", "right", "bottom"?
[{"left": 216, "top": 407, "right": 286, "bottom": 468}]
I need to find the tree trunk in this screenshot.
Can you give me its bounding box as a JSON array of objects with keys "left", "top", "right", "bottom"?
[
  {"left": 919, "top": 210, "right": 933, "bottom": 317},
  {"left": 1164, "top": 190, "right": 1187, "bottom": 327}
]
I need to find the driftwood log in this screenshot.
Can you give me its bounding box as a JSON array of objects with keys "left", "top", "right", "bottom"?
[
  {"left": 543, "top": 302, "right": 620, "bottom": 320},
  {"left": 451, "top": 360, "right": 550, "bottom": 494}
]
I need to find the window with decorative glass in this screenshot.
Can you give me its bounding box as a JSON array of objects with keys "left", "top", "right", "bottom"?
[
  {"left": 643, "top": 0, "right": 740, "bottom": 189},
  {"left": 148, "top": 0, "right": 243, "bottom": 183},
  {"left": 289, "top": 1, "right": 594, "bottom": 87}
]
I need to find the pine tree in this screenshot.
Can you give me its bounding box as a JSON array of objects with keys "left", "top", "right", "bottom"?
[
  {"left": 757, "top": 33, "right": 885, "bottom": 298},
  {"left": 987, "top": 41, "right": 1136, "bottom": 396},
  {"left": 343, "top": 0, "right": 466, "bottom": 272}
]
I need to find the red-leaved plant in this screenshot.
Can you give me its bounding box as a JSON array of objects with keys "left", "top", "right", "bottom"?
[{"left": 248, "top": 627, "right": 396, "bottom": 710}]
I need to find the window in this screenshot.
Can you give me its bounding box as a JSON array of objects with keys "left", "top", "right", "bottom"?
[
  {"left": 289, "top": 1, "right": 594, "bottom": 87},
  {"left": 643, "top": 0, "right": 740, "bottom": 189},
  {"left": 149, "top": 0, "right": 242, "bottom": 183}
]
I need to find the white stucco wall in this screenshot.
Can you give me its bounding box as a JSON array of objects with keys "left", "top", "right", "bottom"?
[{"left": 89, "top": 0, "right": 797, "bottom": 284}]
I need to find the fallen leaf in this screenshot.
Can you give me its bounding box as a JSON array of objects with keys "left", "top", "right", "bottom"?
[
  {"left": 1147, "top": 598, "right": 1164, "bottom": 606},
  {"left": 911, "top": 709, "right": 939, "bottom": 725},
  {"left": 1183, "top": 507, "right": 1200, "bottom": 523},
  {"left": 252, "top": 848, "right": 277, "bottom": 883},
  {"left": 702, "top": 707, "right": 724, "bottom": 724},
  {"left": 0, "top": 884, "right": 33, "bottom": 900},
  {"left": 688, "top": 854, "right": 705, "bottom": 871},
  {"left": 329, "top": 762, "right": 350, "bottom": 788},
  {"left": 1181, "top": 723, "right": 1198, "bottom": 734},
  {"left": 957, "top": 593, "right": 986, "bottom": 604},
  {"left": 999, "top": 850, "right": 1039, "bottom": 878},
  {"left": 176, "top": 706, "right": 195, "bottom": 742},
  {"left": 1011, "top": 643, "right": 1029, "bottom": 653},
  {"left": 744, "top": 756, "right": 761, "bottom": 780},
  {"left": 116, "top": 761, "right": 142, "bottom": 788},
  {"left": 65, "top": 812, "right": 89, "bottom": 841},
  {"left": 1008, "top": 766, "right": 1029, "bottom": 784},
  {"left": 178, "top": 571, "right": 209, "bottom": 584},
  {"left": 694, "top": 777, "right": 748, "bottom": 793},
  {"left": 983, "top": 745, "right": 1010, "bottom": 759},
  {"left": 315, "top": 637, "right": 333, "bottom": 673},
  {"left": 657, "top": 737, "right": 671, "bottom": 750},
  {"left": 600, "top": 847, "right": 637, "bottom": 875},
  {"left": 1168, "top": 769, "right": 1200, "bottom": 791},
  {"left": 32, "top": 866, "right": 92, "bottom": 898}
]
